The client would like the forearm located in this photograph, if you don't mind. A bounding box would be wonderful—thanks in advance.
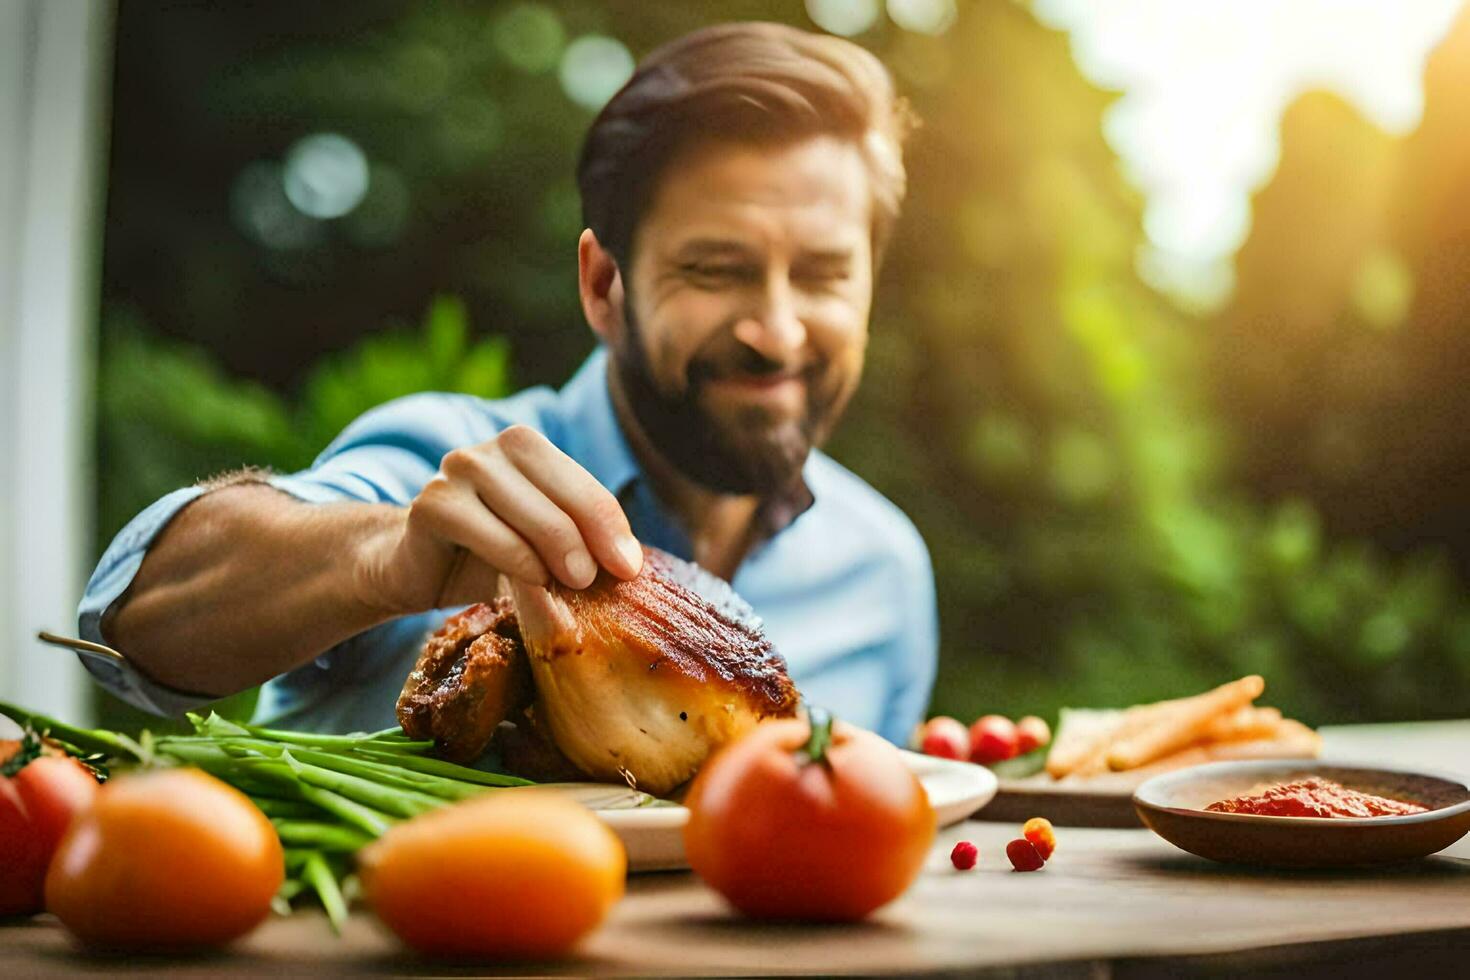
[104,483,410,697]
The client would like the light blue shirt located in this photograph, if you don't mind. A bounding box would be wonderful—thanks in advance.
[78,347,938,746]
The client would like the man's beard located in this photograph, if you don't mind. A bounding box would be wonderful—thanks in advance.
[612,312,843,496]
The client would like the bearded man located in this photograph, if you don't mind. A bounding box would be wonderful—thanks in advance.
[78,22,937,746]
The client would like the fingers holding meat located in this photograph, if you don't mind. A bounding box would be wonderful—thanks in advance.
[423,427,642,591]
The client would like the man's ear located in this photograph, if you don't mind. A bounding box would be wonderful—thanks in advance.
[578,228,626,344]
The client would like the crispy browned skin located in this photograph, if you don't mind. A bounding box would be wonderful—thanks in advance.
[395,599,533,764]
[508,547,800,794]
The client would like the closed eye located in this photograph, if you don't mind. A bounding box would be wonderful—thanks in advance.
[682,263,760,284]
[793,264,851,286]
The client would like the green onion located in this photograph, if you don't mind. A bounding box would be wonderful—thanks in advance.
[249,796,324,820]
[0,700,143,758]
[271,819,374,852]
[300,851,348,933]
[280,751,442,818]
[349,746,534,786]
[296,785,396,837]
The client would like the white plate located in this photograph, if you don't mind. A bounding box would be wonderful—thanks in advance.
[551,750,998,872]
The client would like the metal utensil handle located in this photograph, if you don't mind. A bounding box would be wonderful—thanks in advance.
[36,630,128,665]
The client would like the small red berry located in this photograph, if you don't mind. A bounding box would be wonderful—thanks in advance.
[1006,838,1045,872]
[950,840,978,870]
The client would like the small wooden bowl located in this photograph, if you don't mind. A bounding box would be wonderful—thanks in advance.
[1133,760,1470,868]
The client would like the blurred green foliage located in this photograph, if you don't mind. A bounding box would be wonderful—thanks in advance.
[95,0,1470,727]
[99,297,510,545]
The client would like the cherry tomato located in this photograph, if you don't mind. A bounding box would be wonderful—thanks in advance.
[46,768,283,949]
[1023,816,1057,859]
[969,715,1020,764]
[684,713,936,922]
[1016,716,1052,754]
[917,716,970,760]
[361,790,625,958]
[1006,838,1045,872]
[0,755,98,917]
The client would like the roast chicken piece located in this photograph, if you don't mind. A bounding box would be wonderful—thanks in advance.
[507,547,799,794]
[395,598,532,764]
[396,547,799,794]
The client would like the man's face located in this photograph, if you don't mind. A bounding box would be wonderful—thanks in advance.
[611,133,875,496]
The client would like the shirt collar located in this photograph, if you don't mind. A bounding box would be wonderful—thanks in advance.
[557,344,816,539]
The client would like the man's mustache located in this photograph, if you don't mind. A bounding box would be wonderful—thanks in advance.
[687,347,821,386]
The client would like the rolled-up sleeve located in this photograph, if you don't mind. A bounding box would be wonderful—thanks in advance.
[75,474,366,715]
[75,391,507,716]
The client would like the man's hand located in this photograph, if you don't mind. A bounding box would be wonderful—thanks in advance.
[365,425,644,615]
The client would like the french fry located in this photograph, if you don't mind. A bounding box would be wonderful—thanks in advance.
[1200,705,1282,743]
[1204,719,1322,761]
[1104,675,1265,771]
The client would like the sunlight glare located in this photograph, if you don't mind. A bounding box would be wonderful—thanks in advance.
[1034,0,1464,311]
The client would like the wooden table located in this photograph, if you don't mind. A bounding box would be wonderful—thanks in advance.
[4,721,1468,977]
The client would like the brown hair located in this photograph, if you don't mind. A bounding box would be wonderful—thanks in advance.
[576,22,913,272]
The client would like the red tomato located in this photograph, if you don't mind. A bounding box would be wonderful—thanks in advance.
[0,777,47,917]
[13,756,99,856]
[969,715,1020,764]
[0,756,98,917]
[684,713,936,922]
[917,716,970,760]
[1016,716,1052,755]
[46,768,283,949]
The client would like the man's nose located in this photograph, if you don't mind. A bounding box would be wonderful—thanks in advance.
[733,277,807,362]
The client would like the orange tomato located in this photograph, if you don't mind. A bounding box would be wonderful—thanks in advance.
[360,790,626,958]
[45,768,283,950]
[683,712,936,921]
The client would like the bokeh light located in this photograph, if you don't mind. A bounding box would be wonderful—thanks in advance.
[806,0,881,37]
[492,3,565,74]
[558,35,635,111]
[282,133,370,220]
[886,0,957,36]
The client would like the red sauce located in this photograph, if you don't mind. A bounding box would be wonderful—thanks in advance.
[1205,777,1427,818]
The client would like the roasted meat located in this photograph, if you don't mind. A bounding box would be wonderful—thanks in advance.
[507,547,799,795]
[396,547,800,793]
[395,598,533,764]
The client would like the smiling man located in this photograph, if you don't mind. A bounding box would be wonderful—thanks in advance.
[78,22,937,746]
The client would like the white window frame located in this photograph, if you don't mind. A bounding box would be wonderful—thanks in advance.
[0,0,114,725]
